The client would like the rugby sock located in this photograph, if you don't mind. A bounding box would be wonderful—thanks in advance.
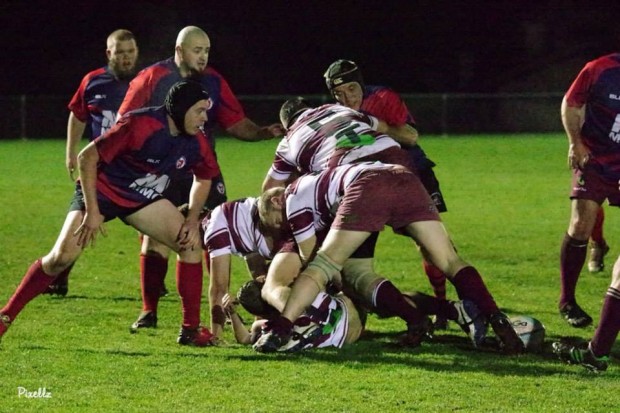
[373,280,425,326]
[176,261,203,329]
[140,254,168,312]
[590,208,605,245]
[1,259,55,321]
[451,266,499,316]
[423,260,447,300]
[407,292,458,320]
[590,288,620,358]
[559,234,588,308]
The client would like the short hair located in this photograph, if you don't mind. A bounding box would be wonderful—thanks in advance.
[279,97,311,129]
[257,187,285,225]
[107,29,135,49]
[176,26,208,47]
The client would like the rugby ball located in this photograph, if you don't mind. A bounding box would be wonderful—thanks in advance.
[510,315,545,352]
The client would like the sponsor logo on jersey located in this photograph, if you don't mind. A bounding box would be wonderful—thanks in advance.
[129,173,170,199]
[146,158,161,164]
[176,157,187,169]
[609,93,620,100]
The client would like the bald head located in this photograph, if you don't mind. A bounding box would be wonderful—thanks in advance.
[176,26,209,47]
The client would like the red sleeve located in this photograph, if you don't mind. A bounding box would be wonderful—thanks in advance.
[362,88,415,126]
[67,68,105,122]
[192,130,221,180]
[209,68,246,129]
[95,115,156,164]
[565,61,596,107]
[118,68,156,116]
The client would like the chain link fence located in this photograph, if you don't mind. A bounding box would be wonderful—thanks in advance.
[0,92,564,140]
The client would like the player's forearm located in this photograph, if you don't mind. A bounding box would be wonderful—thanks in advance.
[209,255,231,336]
[186,178,211,223]
[561,98,585,145]
[227,118,275,142]
[66,113,86,157]
[77,143,101,214]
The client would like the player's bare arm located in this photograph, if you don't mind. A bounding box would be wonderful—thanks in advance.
[244,252,268,282]
[66,112,87,181]
[226,118,284,142]
[561,97,589,169]
[375,119,418,147]
[209,254,232,338]
[75,142,107,248]
[178,177,212,250]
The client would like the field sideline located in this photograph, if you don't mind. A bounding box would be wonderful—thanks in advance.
[0,135,617,412]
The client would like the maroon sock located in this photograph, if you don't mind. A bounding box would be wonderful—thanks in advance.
[423,260,447,300]
[451,266,499,316]
[1,259,55,321]
[140,254,168,312]
[373,280,424,325]
[176,261,203,329]
[590,288,620,357]
[559,234,588,308]
[267,316,294,336]
[408,292,457,320]
[590,208,605,245]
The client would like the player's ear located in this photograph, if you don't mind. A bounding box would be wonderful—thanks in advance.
[106,48,112,60]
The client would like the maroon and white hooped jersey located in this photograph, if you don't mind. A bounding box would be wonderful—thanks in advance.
[202,198,273,259]
[284,162,398,244]
[267,104,400,181]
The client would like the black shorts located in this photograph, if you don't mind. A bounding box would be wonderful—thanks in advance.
[162,173,227,210]
[417,166,447,213]
[68,184,158,223]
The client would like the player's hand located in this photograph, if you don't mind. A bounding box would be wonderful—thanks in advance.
[66,154,78,181]
[568,142,591,170]
[176,219,200,251]
[74,212,107,249]
[265,123,286,138]
[222,293,239,315]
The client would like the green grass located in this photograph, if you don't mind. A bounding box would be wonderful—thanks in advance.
[0,135,617,412]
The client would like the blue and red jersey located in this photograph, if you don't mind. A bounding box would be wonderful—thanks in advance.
[360,85,435,170]
[94,106,220,209]
[565,53,620,180]
[119,57,246,147]
[68,66,131,140]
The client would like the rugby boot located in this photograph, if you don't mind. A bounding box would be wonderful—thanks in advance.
[552,341,608,373]
[587,241,609,273]
[0,313,10,342]
[454,300,487,347]
[560,302,593,328]
[177,325,215,347]
[400,316,433,347]
[129,311,157,333]
[489,312,524,355]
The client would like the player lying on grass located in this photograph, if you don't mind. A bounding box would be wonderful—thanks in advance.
[254,161,524,354]
[223,281,364,351]
[0,81,219,347]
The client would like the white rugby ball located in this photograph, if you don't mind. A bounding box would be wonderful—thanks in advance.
[510,315,546,352]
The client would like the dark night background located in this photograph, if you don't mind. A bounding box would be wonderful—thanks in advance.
[1,0,619,98]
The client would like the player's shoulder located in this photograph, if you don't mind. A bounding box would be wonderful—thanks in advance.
[81,66,109,83]
[366,85,401,100]
[137,57,176,78]
[203,65,225,79]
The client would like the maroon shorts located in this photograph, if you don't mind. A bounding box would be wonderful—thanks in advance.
[571,166,620,206]
[332,167,440,233]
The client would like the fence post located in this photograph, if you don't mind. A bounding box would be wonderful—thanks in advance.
[20,94,27,140]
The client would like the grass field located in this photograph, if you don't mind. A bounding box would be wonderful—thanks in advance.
[0,135,617,412]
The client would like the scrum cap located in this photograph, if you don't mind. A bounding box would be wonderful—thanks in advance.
[164,80,210,135]
[323,59,365,92]
[279,97,311,129]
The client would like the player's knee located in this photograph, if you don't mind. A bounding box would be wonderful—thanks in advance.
[304,251,343,290]
[342,258,383,303]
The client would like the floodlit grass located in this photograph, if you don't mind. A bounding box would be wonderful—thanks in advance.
[0,135,617,412]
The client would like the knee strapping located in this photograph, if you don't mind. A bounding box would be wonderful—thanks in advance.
[342,259,383,303]
[304,251,343,289]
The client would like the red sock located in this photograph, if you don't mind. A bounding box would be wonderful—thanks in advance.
[559,234,588,308]
[1,259,55,321]
[176,261,203,329]
[590,208,605,245]
[373,280,424,326]
[423,260,447,300]
[140,254,168,312]
[590,288,620,357]
[451,266,499,316]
